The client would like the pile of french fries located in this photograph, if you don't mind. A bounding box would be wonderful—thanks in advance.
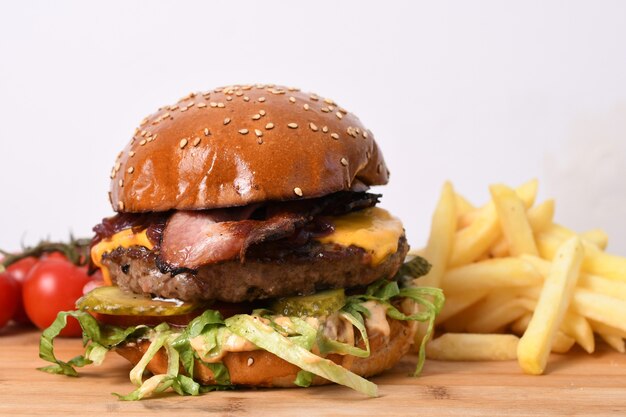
[415,179,626,374]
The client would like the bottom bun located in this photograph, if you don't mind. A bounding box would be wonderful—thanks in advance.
[115,314,415,388]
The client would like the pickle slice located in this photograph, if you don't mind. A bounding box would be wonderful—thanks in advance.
[271,289,346,317]
[76,286,200,316]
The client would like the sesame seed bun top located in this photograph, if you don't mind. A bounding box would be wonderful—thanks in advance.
[109,84,389,212]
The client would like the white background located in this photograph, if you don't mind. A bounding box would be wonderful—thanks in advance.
[1,1,625,254]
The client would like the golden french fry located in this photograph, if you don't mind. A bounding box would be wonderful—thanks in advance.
[436,289,487,325]
[489,237,509,258]
[580,229,609,250]
[490,184,538,256]
[527,200,555,234]
[451,180,538,266]
[572,289,626,333]
[418,181,457,289]
[588,319,626,339]
[599,333,625,353]
[538,227,626,281]
[511,314,575,353]
[454,192,475,217]
[426,333,519,361]
[560,311,595,354]
[466,297,535,334]
[579,273,626,302]
[441,258,543,294]
[551,331,576,354]
[517,237,584,375]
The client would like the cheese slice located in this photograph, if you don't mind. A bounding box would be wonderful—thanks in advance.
[91,229,154,285]
[316,207,404,265]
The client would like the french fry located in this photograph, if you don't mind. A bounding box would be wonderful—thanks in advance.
[426,333,519,361]
[418,181,457,289]
[451,180,538,266]
[414,182,457,348]
[441,258,542,294]
[578,273,626,302]
[572,289,626,334]
[588,319,626,339]
[511,314,576,354]
[581,229,609,250]
[435,289,487,325]
[599,333,625,353]
[537,228,626,281]
[517,237,585,375]
[454,192,475,218]
[560,311,595,354]
[490,184,538,256]
[465,297,535,334]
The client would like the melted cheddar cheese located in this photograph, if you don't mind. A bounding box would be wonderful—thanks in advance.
[91,229,154,285]
[316,207,404,265]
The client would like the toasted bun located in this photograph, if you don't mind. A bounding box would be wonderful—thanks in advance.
[109,84,389,213]
[115,315,415,388]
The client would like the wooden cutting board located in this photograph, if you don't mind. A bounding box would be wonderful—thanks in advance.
[1,328,625,416]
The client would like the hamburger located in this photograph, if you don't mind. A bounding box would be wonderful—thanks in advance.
[39,84,443,399]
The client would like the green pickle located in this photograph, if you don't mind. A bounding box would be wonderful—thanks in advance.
[271,289,346,317]
[76,285,200,316]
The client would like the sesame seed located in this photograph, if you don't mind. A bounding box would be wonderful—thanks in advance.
[377,164,382,174]
[139,139,147,146]
[223,118,231,125]
[324,98,335,105]
[236,91,243,97]
[202,91,211,97]
[140,118,148,126]
[118,201,125,211]
[179,138,188,149]
[321,107,330,113]
[114,162,121,171]
[341,158,349,166]
[289,97,296,103]
[197,102,207,108]
[243,96,250,102]
[170,105,179,111]
[187,102,195,108]
[331,133,339,140]
[366,151,371,159]
[129,151,135,157]
[322,126,329,133]
[310,94,319,101]
[180,106,188,112]
[119,179,124,187]
[254,129,263,137]
[204,128,211,136]
[141,130,148,137]
[210,102,217,108]
[339,107,348,114]
[226,96,233,101]
[288,86,299,91]
[294,187,303,197]
[127,166,135,174]
[259,110,266,116]
[258,97,266,102]
[265,122,274,130]
[242,85,252,90]
[193,137,201,146]
[336,111,343,119]
[239,129,249,135]
[363,131,369,138]
[247,357,254,366]
[252,114,261,120]
[257,137,264,144]
[217,102,225,108]
[287,123,298,129]
[328,105,335,111]
[303,103,310,111]
[309,122,319,132]
[110,169,115,179]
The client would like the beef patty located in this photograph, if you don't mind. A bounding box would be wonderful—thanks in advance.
[102,236,409,303]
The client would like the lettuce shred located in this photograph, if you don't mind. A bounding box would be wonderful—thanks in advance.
[38,255,443,400]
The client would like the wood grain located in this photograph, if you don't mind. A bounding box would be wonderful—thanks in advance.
[1,328,625,416]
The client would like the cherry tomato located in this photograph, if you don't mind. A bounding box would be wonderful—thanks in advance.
[6,257,38,324]
[23,258,94,337]
[0,273,19,329]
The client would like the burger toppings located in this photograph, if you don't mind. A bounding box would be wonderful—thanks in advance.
[38,257,443,400]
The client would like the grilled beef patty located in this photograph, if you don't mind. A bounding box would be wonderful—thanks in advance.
[102,236,409,303]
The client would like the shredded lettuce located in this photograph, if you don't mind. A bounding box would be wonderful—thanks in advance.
[225,314,378,397]
[294,370,314,387]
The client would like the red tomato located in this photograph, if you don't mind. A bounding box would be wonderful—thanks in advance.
[6,257,38,324]
[0,273,19,328]
[23,258,94,337]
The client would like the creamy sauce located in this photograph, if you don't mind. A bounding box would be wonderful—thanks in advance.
[362,301,391,339]
[316,207,404,265]
[190,329,258,364]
